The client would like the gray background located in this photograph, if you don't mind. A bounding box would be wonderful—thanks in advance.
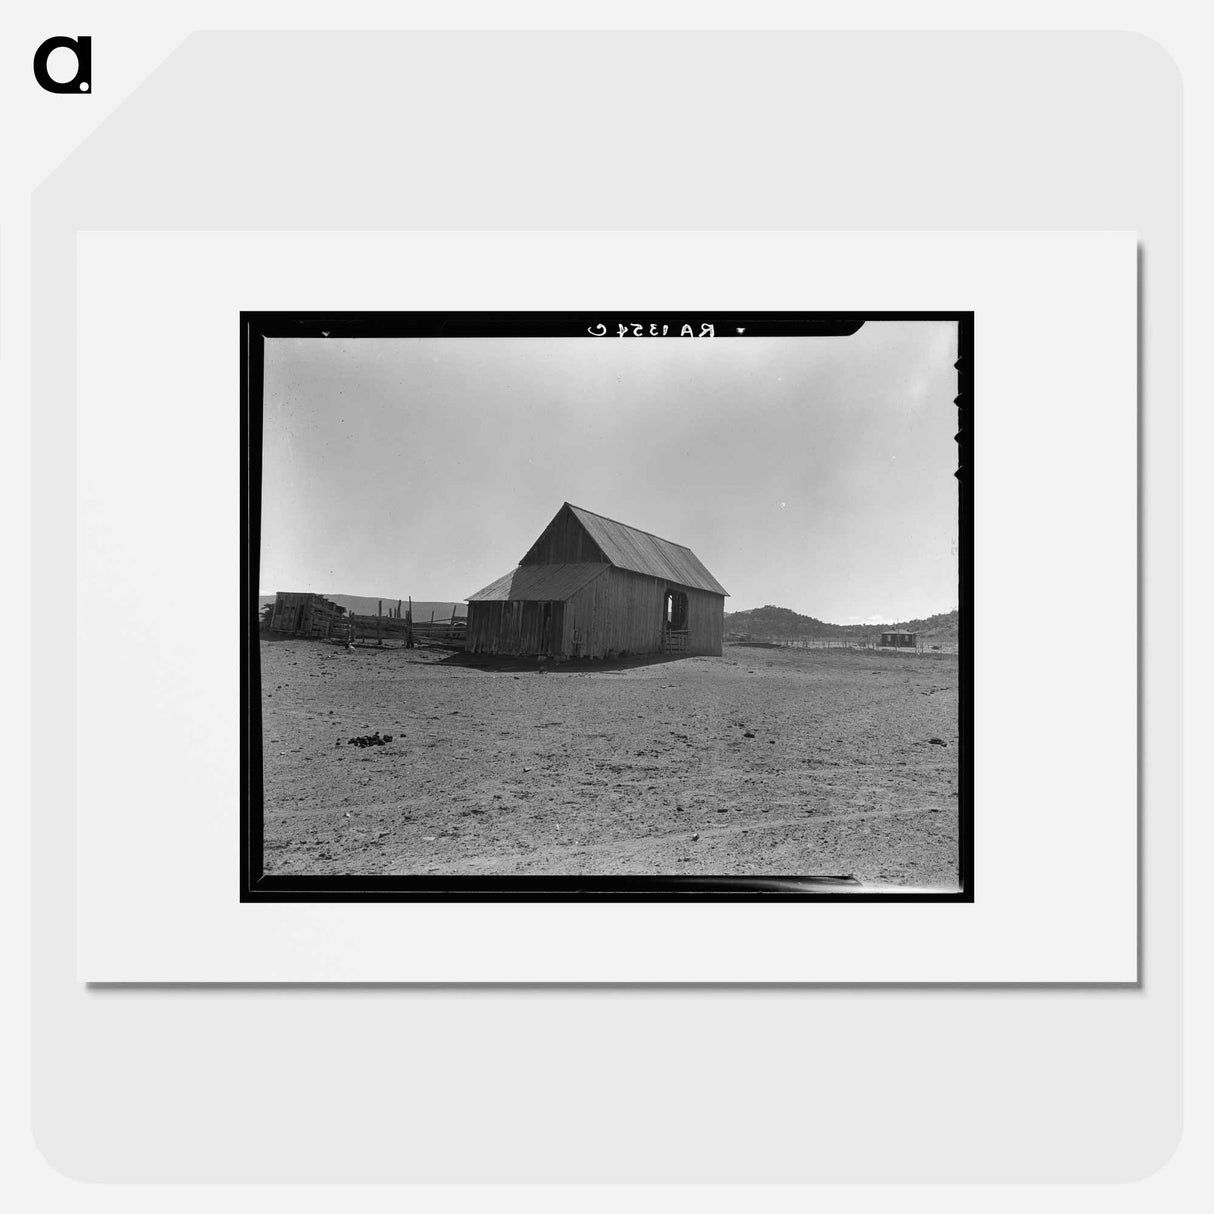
[31,32,1180,1180]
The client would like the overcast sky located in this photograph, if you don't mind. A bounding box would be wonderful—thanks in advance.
[259,322,958,622]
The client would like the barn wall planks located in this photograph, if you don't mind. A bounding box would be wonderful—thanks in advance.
[467,568,723,658]
[561,568,722,658]
[466,597,571,656]
[684,582,725,656]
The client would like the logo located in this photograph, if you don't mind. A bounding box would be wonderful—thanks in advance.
[33,35,91,93]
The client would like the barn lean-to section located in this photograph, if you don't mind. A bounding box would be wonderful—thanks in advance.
[462,563,605,656]
[466,503,727,659]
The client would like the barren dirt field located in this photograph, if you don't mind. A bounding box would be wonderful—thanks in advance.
[259,638,961,888]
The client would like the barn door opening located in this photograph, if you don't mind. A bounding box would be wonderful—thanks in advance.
[663,589,689,653]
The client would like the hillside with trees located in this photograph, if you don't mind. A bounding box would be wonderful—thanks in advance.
[724,605,959,643]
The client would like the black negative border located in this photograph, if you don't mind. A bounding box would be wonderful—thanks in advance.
[241,311,973,903]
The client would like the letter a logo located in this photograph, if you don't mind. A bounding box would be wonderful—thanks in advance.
[33,36,92,93]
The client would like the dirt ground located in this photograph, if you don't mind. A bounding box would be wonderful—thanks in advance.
[259,639,960,888]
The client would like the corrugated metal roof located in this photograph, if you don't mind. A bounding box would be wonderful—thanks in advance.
[565,504,728,596]
[467,563,610,602]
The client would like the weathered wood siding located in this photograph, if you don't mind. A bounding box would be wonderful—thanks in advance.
[268,592,345,637]
[561,568,723,658]
[680,581,725,656]
[520,507,608,566]
[465,598,568,656]
[466,567,724,659]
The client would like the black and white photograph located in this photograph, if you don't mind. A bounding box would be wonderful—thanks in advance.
[243,312,971,899]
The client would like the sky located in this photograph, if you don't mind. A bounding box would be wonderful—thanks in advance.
[259,322,959,623]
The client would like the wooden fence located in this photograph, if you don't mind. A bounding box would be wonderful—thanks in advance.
[326,610,466,648]
[731,638,959,655]
[661,628,690,654]
[793,638,958,654]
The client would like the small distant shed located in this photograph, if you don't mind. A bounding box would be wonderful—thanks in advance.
[879,630,917,649]
[268,591,346,637]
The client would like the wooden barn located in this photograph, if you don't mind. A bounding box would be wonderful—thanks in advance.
[466,503,728,659]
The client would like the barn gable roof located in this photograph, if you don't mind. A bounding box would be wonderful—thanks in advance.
[467,563,609,602]
[563,504,728,596]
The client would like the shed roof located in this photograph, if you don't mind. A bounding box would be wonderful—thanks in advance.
[564,504,728,596]
[467,563,609,603]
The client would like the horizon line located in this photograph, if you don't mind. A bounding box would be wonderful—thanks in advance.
[258,589,956,627]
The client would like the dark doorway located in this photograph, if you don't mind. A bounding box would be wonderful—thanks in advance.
[663,588,689,653]
[664,589,688,630]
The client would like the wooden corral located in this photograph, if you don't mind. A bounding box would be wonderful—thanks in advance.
[466,503,728,659]
[267,591,467,648]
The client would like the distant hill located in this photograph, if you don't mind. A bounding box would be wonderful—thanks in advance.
[259,594,466,620]
[724,604,959,643]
